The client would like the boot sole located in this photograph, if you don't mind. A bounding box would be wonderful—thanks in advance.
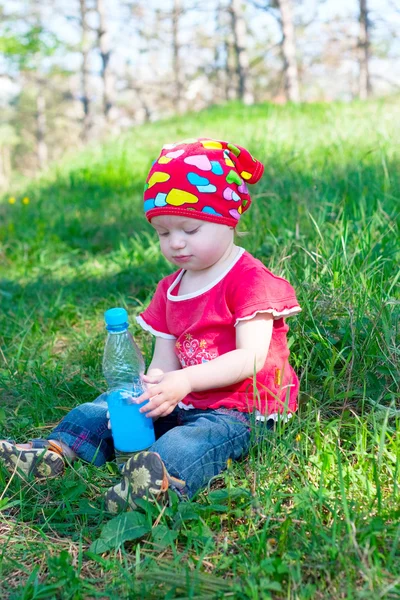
[0,441,65,480]
[105,451,167,513]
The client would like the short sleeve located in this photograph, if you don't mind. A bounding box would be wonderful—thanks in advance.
[136,279,176,339]
[228,266,301,325]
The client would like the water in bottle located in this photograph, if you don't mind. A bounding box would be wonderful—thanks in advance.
[103,307,155,452]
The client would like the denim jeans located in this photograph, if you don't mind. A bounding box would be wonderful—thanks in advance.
[49,393,259,498]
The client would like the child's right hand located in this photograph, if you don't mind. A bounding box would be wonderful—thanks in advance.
[144,368,164,384]
[136,369,191,418]
[106,368,165,429]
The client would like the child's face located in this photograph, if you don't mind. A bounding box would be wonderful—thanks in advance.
[151,215,234,271]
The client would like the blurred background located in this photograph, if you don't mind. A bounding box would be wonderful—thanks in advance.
[0,0,399,188]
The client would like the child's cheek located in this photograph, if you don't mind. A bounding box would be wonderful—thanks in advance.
[159,239,170,256]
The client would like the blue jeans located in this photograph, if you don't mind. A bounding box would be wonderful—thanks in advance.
[49,394,258,498]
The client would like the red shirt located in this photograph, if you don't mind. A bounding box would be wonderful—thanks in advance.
[136,248,301,415]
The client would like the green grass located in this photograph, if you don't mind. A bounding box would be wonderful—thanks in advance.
[0,99,399,599]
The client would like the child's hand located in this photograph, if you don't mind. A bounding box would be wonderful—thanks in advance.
[145,368,164,383]
[106,369,165,428]
[136,370,192,418]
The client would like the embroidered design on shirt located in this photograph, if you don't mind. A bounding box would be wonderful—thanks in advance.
[176,334,218,367]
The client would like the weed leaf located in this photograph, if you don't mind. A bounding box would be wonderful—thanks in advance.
[90,511,151,553]
[151,524,178,549]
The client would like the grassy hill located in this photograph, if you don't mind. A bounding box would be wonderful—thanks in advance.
[0,100,399,598]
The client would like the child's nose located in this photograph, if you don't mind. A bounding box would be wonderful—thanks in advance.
[169,234,186,250]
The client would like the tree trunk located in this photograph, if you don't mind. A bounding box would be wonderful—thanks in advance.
[230,0,253,104]
[79,0,91,142]
[224,31,237,101]
[213,1,224,102]
[128,77,152,122]
[0,146,11,189]
[277,0,300,103]
[29,0,48,167]
[358,0,371,99]
[36,89,48,169]
[172,0,184,113]
[96,0,113,122]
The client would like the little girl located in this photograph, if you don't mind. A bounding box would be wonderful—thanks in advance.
[0,138,301,513]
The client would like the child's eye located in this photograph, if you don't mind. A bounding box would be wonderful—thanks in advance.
[185,228,199,235]
[158,232,169,237]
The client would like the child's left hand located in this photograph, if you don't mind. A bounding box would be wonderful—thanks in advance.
[136,370,192,418]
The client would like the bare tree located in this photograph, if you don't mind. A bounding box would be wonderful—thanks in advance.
[172,0,184,113]
[212,1,225,102]
[0,125,17,189]
[229,0,254,104]
[35,82,48,168]
[251,0,300,102]
[96,0,113,122]
[212,2,237,101]
[224,20,237,101]
[79,0,91,142]
[358,0,371,99]
[277,0,300,102]
[31,1,49,167]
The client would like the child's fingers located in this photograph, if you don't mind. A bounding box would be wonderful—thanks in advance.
[143,373,163,385]
[133,390,151,404]
[146,368,164,377]
[139,393,162,413]
[156,405,176,418]
[135,385,162,404]
[139,391,171,416]
[144,400,174,419]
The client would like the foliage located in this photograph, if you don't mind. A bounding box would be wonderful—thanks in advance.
[0,100,399,598]
[0,25,59,70]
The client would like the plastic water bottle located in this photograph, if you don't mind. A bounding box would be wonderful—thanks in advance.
[103,307,155,452]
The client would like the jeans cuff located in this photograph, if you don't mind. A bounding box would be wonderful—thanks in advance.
[49,423,113,466]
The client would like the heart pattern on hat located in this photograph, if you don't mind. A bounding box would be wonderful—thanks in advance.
[202,206,222,216]
[148,172,170,188]
[223,187,241,201]
[198,184,217,193]
[211,161,223,175]
[226,170,243,186]
[144,138,264,227]
[166,149,185,159]
[155,193,167,206]
[229,208,241,220]
[201,140,222,150]
[184,155,212,171]
[166,188,198,206]
[227,143,240,157]
[187,172,210,186]
[187,172,217,194]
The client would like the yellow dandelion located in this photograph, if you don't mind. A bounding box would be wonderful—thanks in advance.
[227,458,232,468]
[22,197,30,205]
[8,197,16,204]
[296,434,301,442]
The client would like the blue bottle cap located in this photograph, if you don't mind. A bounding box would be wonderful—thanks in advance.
[104,307,129,330]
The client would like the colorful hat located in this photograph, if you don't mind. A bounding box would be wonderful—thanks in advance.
[143,138,264,228]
